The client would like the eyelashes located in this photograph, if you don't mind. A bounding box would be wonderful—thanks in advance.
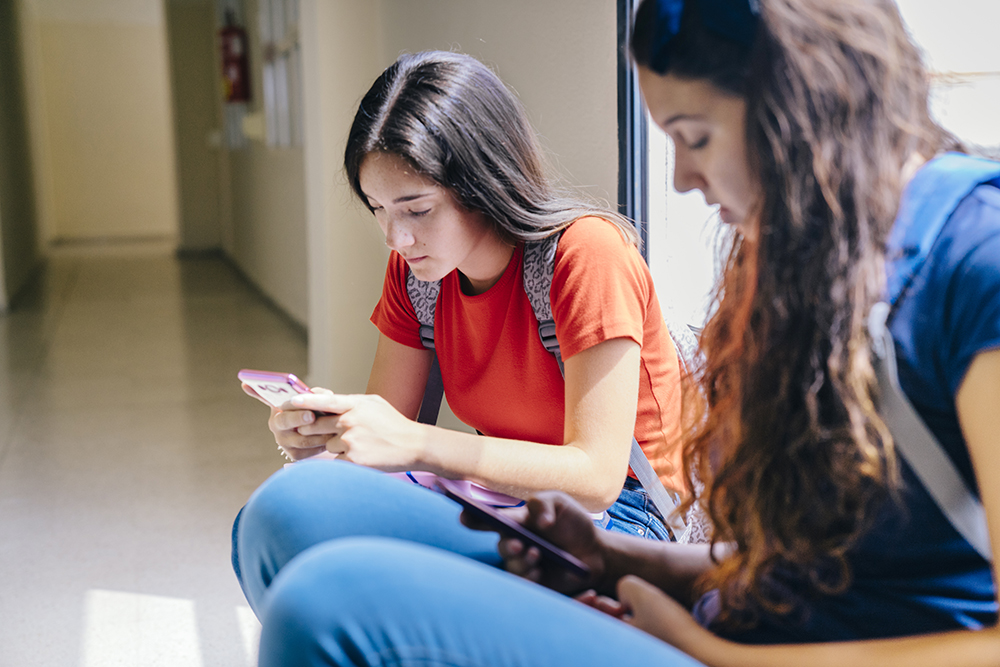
[367,206,430,217]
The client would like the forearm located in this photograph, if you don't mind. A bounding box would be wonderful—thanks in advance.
[597,533,720,603]
[414,424,628,512]
[698,625,1000,667]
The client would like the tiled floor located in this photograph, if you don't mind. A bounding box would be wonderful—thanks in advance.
[0,246,307,666]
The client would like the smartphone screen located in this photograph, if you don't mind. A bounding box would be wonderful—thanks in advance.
[238,369,311,408]
[436,478,591,579]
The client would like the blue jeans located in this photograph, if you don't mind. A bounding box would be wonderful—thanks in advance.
[605,476,675,540]
[233,461,699,666]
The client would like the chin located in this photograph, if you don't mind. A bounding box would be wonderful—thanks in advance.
[407,262,448,283]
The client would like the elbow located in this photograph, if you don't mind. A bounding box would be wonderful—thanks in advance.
[581,480,625,514]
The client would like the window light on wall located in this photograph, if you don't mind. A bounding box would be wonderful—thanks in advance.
[258,0,303,148]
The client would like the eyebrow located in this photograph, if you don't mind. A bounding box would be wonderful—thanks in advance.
[662,113,705,127]
[362,191,435,206]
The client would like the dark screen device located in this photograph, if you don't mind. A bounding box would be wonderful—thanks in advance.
[436,478,591,579]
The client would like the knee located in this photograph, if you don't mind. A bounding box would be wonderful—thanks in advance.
[234,461,383,607]
[238,461,378,545]
[256,538,409,667]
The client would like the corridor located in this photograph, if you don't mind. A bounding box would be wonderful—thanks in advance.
[0,245,307,666]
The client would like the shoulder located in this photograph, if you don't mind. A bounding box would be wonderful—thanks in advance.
[939,182,1000,269]
[920,182,1000,394]
[550,216,650,305]
[557,216,635,251]
[378,251,420,316]
[966,182,1000,215]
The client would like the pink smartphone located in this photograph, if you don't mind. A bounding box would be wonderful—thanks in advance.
[436,478,591,579]
[238,369,311,408]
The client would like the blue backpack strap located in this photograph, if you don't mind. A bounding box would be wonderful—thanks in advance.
[886,152,1000,306]
[405,271,444,425]
[872,152,1000,562]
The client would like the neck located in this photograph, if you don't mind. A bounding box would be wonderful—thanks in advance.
[458,236,516,296]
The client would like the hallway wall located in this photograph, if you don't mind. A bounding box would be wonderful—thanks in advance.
[299,0,385,391]
[166,0,225,252]
[380,0,619,204]
[220,0,309,326]
[23,0,179,243]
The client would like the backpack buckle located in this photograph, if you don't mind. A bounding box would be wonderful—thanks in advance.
[418,324,436,350]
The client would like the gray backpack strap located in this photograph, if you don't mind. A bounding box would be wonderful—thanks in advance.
[628,437,686,538]
[523,232,564,368]
[664,313,702,377]
[522,231,684,537]
[406,271,445,425]
[869,302,993,562]
[406,270,441,348]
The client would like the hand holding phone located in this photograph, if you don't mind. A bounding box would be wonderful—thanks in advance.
[436,478,591,579]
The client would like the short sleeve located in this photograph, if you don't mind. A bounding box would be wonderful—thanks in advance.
[550,217,650,360]
[370,252,425,349]
[944,186,1000,395]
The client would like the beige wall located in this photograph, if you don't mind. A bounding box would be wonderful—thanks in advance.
[380,0,619,204]
[227,146,309,323]
[166,0,223,251]
[26,0,179,242]
[300,0,387,391]
[223,0,309,325]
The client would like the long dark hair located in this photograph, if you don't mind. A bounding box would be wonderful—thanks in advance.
[344,51,637,245]
[633,0,961,628]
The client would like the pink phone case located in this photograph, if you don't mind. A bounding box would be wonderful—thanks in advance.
[238,369,311,408]
[436,478,591,579]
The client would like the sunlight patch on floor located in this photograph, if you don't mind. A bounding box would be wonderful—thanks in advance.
[236,604,261,665]
[80,590,204,667]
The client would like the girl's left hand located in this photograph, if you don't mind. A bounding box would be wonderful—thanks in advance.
[287,389,428,471]
[617,575,719,657]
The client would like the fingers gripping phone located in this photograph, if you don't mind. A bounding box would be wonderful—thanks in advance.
[436,478,591,579]
[238,369,311,408]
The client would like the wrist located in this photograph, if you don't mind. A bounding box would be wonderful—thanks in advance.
[407,420,437,472]
[591,529,626,595]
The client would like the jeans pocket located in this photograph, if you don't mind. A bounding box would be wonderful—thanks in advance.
[603,479,674,540]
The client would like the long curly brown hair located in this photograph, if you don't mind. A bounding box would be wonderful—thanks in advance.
[634,0,961,627]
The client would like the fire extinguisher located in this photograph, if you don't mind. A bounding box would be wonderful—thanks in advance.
[219,10,250,103]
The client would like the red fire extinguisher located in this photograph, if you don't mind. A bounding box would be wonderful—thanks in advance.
[219,10,250,103]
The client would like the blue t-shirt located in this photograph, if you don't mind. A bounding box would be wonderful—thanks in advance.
[703,156,1000,643]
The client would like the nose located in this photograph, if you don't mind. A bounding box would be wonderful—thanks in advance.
[671,145,705,195]
[382,215,414,252]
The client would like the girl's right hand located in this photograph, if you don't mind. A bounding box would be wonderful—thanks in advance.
[267,405,331,461]
[495,490,609,594]
[242,383,331,461]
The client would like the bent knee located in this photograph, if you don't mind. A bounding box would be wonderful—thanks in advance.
[257,538,425,665]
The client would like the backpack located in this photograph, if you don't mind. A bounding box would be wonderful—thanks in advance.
[406,228,701,540]
[868,152,1000,562]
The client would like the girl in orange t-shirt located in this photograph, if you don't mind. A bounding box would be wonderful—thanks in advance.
[233,51,688,617]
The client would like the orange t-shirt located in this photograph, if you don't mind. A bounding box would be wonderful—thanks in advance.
[370,217,683,488]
